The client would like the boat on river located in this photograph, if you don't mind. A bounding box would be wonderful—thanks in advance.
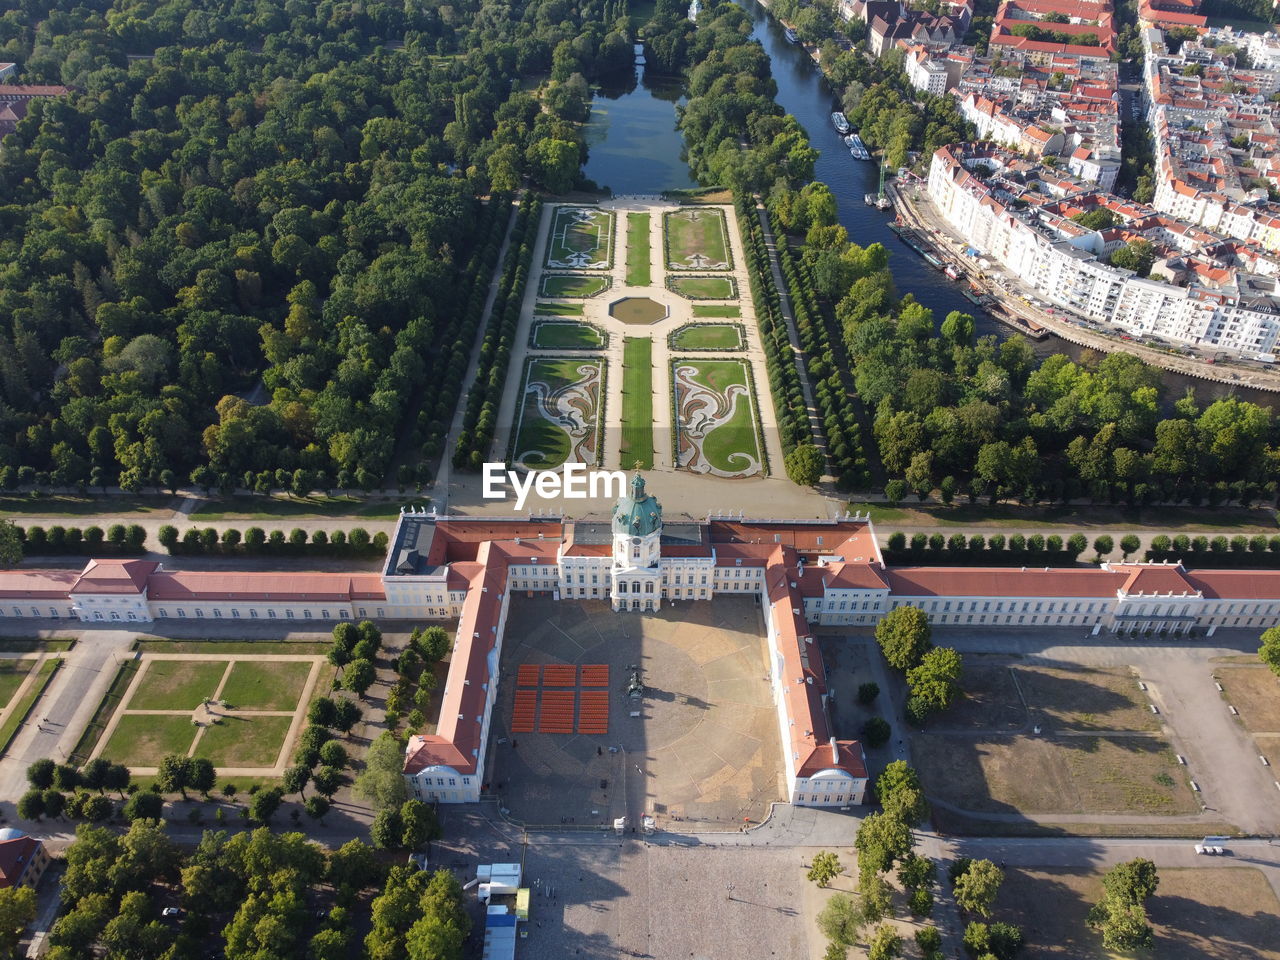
[784,27,799,43]
[831,111,850,135]
[844,133,869,160]
[944,263,963,281]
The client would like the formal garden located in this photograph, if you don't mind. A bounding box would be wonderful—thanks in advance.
[544,205,615,269]
[664,207,732,270]
[672,359,764,477]
[510,357,605,468]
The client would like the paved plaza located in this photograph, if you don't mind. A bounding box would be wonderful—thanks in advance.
[489,596,784,829]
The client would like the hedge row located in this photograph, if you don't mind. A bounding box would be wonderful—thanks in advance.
[400,195,514,486]
[454,196,543,470]
[18,524,147,556]
[1147,533,1280,568]
[735,195,809,456]
[885,531,1086,567]
[774,229,872,491]
[158,525,388,557]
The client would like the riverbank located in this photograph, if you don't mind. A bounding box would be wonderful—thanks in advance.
[890,159,1280,395]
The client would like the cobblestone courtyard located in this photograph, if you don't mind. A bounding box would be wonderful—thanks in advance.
[489,596,784,828]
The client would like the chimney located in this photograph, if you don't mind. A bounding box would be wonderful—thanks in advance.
[831,738,839,763]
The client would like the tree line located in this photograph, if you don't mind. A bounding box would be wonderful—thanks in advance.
[0,0,631,492]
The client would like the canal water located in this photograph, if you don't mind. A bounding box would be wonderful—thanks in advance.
[584,3,1271,406]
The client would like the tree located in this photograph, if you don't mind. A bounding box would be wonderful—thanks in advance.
[954,858,1003,917]
[248,787,284,823]
[53,764,81,792]
[817,893,862,947]
[42,790,66,819]
[371,808,404,849]
[861,717,891,748]
[328,839,379,890]
[123,791,164,821]
[1119,534,1141,559]
[283,765,311,799]
[0,886,36,956]
[157,755,192,799]
[1102,857,1159,903]
[1088,861,1160,952]
[319,741,348,769]
[867,924,901,960]
[1259,626,1280,677]
[304,796,331,823]
[808,851,843,887]
[17,790,44,821]
[1093,535,1114,560]
[785,444,824,487]
[400,799,440,849]
[333,698,362,732]
[309,927,350,960]
[874,606,931,671]
[905,647,963,723]
[0,520,22,567]
[346,659,376,698]
[189,757,216,797]
[857,683,880,705]
[27,759,55,790]
[876,762,928,826]
[418,627,450,663]
[308,697,338,727]
[355,733,409,809]
[312,766,344,798]
[81,758,111,793]
[915,926,942,960]
[855,812,912,876]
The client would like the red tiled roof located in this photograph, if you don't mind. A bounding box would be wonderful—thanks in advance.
[0,569,80,599]
[1114,564,1199,596]
[147,571,385,603]
[886,566,1127,597]
[69,559,158,595]
[0,836,40,887]
[1184,570,1280,600]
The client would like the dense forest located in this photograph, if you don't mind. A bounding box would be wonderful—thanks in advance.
[0,0,631,491]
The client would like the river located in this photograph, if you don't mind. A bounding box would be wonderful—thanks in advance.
[582,3,1271,407]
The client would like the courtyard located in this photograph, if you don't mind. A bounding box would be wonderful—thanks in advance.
[489,596,784,829]
[92,652,324,773]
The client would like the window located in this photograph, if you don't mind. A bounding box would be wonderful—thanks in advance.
[268,610,276,619]
[232,609,240,618]
[448,778,456,786]
[619,581,628,594]
[195,609,204,618]
[322,609,329,619]
[213,608,221,618]
[250,609,258,618]
[286,609,294,619]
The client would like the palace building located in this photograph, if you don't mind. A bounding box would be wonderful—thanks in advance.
[3,475,1280,807]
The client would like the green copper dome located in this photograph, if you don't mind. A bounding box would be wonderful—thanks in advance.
[612,472,662,537]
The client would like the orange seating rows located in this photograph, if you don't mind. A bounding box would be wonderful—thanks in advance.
[516,664,541,687]
[542,664,577,687]
[511,689,537,733]
[579,665,609,687]
[577,690,608,734]
[537,690,575,733]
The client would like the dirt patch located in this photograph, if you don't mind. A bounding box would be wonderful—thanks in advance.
[913,733,1198,816]
[1016,665,1158,732]
[934,658,1027,731]
[996,867,1280,960]
[1217,666,1280,733]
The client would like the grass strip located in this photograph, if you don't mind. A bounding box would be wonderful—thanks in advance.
[620,337,654,470]
[626,213,651,286]
[134,640,331,655]
[692,304,742,318]
[69,658,139,765]
[0,638,76,653]
[0,658,62,757]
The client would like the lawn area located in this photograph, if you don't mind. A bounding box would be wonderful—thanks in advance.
[0,495,172,517]
[0,660,37,710]
[1017,665,1158,733]
[620,338,654,470]
[673,359,763,477]
[70,659,139,765]
[664,208,732,270]
[691,304,742,318]
[668,276,737,299]
[996,867,1280,960]
[100,714,196,766]
[539,274,611,298]
[0,638,76,653]
[134,640,332,655]
[913,732,1197,817]
[670,323,744,351]
[626,213,651,286]
[1218,665,1280,733]
[195,714,294,767]
[191,495,414,521]
[513,357,604,468]
[544,206,614,269]
[0,658,60,755]
[534,302,586,316]
[218,660,314,711]
[129,659,230,710]
[531,321,607,350]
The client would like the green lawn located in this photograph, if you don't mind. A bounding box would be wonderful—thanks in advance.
[545,206,614,269]
[626,213,651,286]
[134,640,332,655]
[0,658,60,756]
[621,338,654,470]
[218,660,314,711]
[669,276,737,299]
[100,714,196,767]
[674,359,762,475]
[671,323,744,350]
[513,358,604,468]
[191,495,415,521]
[0,495,172,517]
[692,304,742,318]
[129,659,230,710]
[539,274,611,298]
[69,660,139,765]
[532,321,607,349]
[0,638,76,653]
[664,208,732,270]
[534,302,586,316]
[195,714,294,768]
[0,660,37,711]
[848,502,1280,532]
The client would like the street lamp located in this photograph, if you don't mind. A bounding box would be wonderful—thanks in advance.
[725,883,735,901]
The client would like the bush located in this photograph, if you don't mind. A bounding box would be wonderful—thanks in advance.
[857,682,880,705]
[861,716,891,748]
